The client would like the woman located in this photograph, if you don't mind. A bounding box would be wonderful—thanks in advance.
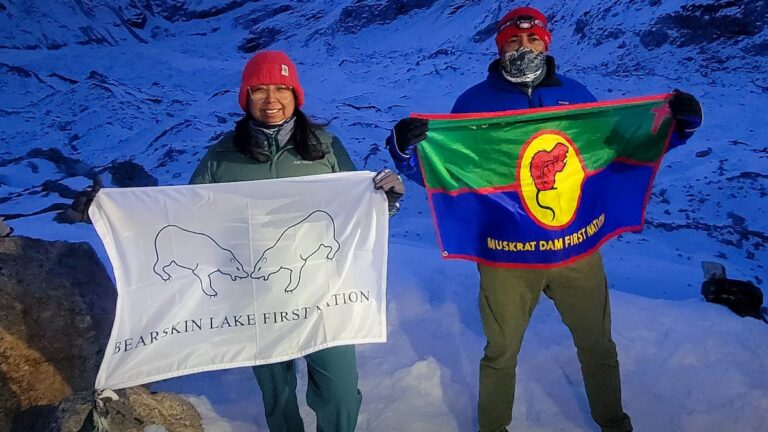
[190,50,403,432]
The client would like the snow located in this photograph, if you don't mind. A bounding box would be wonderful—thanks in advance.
[2,0,767,431]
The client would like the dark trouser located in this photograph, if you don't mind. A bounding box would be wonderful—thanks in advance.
[252,345,362,432]
[477,252,632,432]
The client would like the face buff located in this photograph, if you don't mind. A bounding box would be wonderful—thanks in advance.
[500,47,547,84]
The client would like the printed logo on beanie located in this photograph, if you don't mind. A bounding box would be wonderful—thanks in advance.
[281,65,289,76]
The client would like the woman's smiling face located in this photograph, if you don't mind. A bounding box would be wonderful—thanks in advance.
[247,84,296,124]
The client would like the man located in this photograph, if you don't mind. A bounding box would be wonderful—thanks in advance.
[387,6,702,432]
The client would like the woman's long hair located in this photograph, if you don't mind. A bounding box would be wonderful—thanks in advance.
[291,109,327,161]
[233,108,326,162]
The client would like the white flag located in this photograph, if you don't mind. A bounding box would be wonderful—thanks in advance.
[91,172,389,390]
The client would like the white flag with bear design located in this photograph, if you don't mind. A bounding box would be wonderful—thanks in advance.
[91,172,388,390]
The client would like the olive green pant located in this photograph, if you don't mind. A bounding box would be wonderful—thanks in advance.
[252,345,362,432]
[477,252,632,432]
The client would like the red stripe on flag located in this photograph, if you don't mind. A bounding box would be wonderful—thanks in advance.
[427,183,522,196]
[412,93,672,120]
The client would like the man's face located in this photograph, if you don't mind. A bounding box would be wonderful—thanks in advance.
[501,32,547,55]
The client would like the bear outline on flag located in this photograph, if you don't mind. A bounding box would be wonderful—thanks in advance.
[152,225,249,298]
[251,210,340,294]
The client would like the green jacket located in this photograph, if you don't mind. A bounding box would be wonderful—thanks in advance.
[190,122,356,184]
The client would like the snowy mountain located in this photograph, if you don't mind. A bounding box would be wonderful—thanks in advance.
[1,0,767,431]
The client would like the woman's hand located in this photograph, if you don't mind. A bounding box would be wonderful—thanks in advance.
[373,169,405,216]
[63,176,103,223]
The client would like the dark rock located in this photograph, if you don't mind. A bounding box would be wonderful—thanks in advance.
[39,387,204,432]
[726,171,768,181]
[426,47,455,59]
[744,40,768,57]
[46,391,92,432]
[148,0,250,22]
[12,386,204,432]
[150,25,173,40]
[335,0,440,34]
[239,26,282,53]
[0,219,10,237]
[695,147,713,157]
[0,63,47,84]
[471,21,497,43]
[40,180,79,199]
[105,160,158,187]
[146,0,186,22]
[701,261,765,321]
[639,28,669,50]
[10,405,58,432]
[645,0,768,49]
[0,374,17,432]
[155,147,187,169]
[185,0,250,21]
[24,148,93,178]
[573,16,589,39]
[446,0,472,16]
[76,25,115,47]
[0,236,117,429]
[235,5,294,30]
[726,211,747,227]
[121,1,149,29]
[570,7,624,46]
[47,73,79,85]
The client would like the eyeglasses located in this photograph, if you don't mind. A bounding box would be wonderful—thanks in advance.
[499,14,546,32]
[248,85,294,101]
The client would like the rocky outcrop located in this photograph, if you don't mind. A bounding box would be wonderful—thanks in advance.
[334,0,440,34]
[0,236,205,431]
[107,160,159,187]
[641,1,768,50]
[0,236,116,430]
[146,0,250,22]
[239,26,282,53]
[20,387,204,432]
[0,376,17,432]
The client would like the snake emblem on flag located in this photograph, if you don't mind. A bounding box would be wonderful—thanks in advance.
[519,131,585,229]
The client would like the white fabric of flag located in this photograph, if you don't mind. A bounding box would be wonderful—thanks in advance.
[91,172,389,390]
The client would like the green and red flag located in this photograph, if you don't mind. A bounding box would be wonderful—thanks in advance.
[415,94,676,268]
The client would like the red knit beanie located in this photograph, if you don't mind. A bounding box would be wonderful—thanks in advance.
[495,7,551,54]
[238,50,305,111]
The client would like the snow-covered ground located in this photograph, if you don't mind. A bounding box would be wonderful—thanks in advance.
[2,0,767,430]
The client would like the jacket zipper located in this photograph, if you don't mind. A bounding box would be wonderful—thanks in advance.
[269,133,279,179]
[527,86,535,108]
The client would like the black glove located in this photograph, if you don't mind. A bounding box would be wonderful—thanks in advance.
[669,90,702,132]
[63,176,103,223]
[373,169,405,216]
[393,118,429,156]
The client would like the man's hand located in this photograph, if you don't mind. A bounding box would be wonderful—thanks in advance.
[63,176,103,223]
[393,118,429,156]
[669,90,703,132]
[373,169,405,216]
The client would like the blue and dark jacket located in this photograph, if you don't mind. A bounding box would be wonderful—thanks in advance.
[388,56,694,185]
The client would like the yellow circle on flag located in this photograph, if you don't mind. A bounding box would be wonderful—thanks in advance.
[517,131,585,229]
